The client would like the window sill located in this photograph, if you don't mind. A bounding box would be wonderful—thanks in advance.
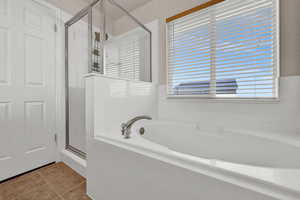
[166,95,281,104]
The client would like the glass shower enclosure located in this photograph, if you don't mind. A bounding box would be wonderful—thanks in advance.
[65,0,152,158]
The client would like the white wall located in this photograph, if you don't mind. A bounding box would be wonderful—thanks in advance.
[84,20,160,138]
[158,77,300,138]
[85,75,158,137]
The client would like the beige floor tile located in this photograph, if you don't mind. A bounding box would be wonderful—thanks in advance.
[38,162,86,195]
[0,171,44,200]
[15,183,61,200]
[0,162,91,200]
[62,182,91,200]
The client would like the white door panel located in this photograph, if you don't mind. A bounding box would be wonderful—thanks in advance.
[0,0,56,181]
[0,28,9,85]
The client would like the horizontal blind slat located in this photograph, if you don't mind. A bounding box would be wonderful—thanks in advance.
[169,71,274,82]
[169,37,274,55]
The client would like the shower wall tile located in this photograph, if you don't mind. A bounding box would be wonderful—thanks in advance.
[158,76,300,140]
[85,74,158,137]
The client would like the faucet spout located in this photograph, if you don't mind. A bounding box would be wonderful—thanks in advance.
[121,115,152,139]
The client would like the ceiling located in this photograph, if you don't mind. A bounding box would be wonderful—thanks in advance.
[109,0,151,12]
[83,0,152,19]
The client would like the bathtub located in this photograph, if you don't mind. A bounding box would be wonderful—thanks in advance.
[87,121,300,200]
[142,121,300,168]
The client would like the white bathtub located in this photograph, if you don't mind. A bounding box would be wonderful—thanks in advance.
[87,121,300,200]
[142,121,300,168]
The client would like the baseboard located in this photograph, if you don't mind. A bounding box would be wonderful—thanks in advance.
[61,150,87,177]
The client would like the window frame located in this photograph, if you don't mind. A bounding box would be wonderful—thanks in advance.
[165,0,280,102]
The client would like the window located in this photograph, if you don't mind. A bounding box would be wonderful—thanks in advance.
[167,0,279,99]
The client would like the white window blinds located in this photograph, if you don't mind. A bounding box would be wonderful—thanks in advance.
[105,37,141,81]
[167,0,279,99]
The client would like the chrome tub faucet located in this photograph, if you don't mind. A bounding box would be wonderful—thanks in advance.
[121,115,152,139]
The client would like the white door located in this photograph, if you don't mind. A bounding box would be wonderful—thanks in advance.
[0,0,57,181]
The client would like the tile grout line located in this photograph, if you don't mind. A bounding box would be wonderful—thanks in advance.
[2,171,54,199]
[4,170,65,200]
[1,163,88,200]
[62,181,86,195]
[60,180,87,197]
[37,164,87,199]
[37,170,67,200]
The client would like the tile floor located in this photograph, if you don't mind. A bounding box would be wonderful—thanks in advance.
[0,162,91,200]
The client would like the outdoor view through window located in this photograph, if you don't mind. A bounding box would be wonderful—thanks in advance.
[167,0,278,99]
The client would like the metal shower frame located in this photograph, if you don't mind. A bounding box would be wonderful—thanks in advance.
[64,0,152,158]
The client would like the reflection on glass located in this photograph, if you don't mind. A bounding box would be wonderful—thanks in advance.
[67,14,89,154]
[92,0,151,82]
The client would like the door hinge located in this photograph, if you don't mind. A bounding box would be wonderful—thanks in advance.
[54,134,58,145]
[54,24,58,32]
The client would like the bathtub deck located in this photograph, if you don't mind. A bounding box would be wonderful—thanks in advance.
[0,162,91,200]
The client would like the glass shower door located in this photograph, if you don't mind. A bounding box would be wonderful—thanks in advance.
[65,12,89,157]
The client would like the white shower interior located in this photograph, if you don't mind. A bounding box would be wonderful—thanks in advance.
[66,1,152,154]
